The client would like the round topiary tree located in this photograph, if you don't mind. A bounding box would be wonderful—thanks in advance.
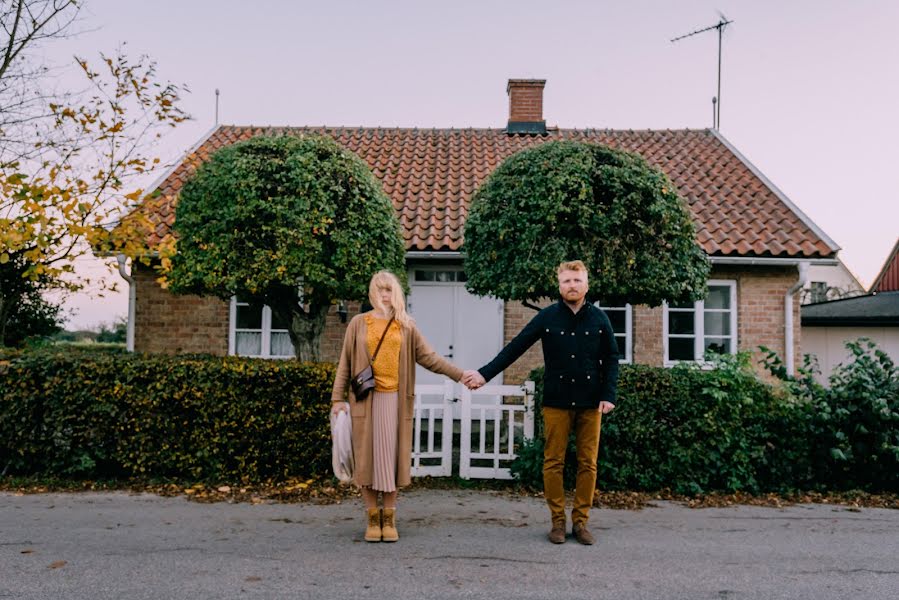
[463,141,709,307]
[163,134,406,361]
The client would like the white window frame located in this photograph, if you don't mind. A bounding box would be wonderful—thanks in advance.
[662,280,737,367]
[594,302,633,364]
[409,265,467,285]
[228,297,294,359]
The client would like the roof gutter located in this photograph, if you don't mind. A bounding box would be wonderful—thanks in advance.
[708,256,837,266]
[405,251,464,259]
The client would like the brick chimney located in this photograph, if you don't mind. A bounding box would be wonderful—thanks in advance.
[506,79,546,134]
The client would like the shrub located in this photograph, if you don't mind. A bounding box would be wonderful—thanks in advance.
[0,349,333,482]
[765,339,899,492]
[512,354,814,494]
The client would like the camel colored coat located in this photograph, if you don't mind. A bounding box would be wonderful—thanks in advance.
[331,312,463,488]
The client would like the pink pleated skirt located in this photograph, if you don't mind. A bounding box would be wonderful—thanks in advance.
[370,390,398,492]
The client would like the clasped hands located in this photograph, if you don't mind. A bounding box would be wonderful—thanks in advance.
[461,370,486,390]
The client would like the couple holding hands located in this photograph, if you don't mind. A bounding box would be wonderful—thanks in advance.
[330,260,619,545]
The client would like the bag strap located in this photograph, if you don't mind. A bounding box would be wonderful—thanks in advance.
[369,315,395,365]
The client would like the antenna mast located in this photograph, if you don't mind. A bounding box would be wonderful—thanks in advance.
[672,16,733,129]
[215,88,220,126]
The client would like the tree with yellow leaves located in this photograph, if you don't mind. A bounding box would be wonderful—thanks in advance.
[0,39,189,343]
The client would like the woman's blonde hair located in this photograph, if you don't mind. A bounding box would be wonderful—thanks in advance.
[368,271,414,329]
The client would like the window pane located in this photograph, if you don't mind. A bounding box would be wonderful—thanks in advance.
[669,337,695,361]
[236,331,262,356]
[669,298,694,309]
[704,337,730,355]
[615,334,627,359]
[270,332,294,357]
[604,309,626,334]
[436,271,452,282]
[706,286,731,309]
[457,271,467,282]
[704,311,731,336]
[270,309,290,330]
[668,311,695,335]
[236,304,263,329]
[415,270,435,282]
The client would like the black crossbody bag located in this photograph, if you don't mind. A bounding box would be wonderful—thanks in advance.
[350,316,395,400]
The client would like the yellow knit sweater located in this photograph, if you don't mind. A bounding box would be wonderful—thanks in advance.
[365,314,402,392]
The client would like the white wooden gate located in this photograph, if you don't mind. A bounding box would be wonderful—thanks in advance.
[411,381,454,477]
[459,382,535,479]
[411,381,535,480]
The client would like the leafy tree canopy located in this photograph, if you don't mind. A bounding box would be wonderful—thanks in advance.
[163,134,406,360]
[463,141,710,307]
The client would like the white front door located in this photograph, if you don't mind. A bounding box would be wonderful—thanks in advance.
[408,269,504,387]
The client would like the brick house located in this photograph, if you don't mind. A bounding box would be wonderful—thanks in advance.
[116,79,839,382]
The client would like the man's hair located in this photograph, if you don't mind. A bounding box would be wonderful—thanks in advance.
[556,260,588,276]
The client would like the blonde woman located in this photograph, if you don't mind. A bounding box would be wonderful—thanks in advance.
[331,271,470,542]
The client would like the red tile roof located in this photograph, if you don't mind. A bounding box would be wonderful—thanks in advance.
[134,126,837,258]
[871,238,899,292]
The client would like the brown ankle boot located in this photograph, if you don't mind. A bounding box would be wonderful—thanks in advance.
[364,508,381,542]
[381,507,399,542]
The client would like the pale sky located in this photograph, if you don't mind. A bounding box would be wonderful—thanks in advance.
[41,0,898,330]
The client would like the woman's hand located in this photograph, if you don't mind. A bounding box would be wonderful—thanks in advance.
[331,402,349,416]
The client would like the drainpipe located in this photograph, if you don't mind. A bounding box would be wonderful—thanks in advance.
[784,261,809,376]
[116,254,135,353]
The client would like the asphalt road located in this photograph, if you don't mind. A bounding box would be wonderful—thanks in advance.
[2,489,897,599]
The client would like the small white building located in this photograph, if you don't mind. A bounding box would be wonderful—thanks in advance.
[802,258,865,305]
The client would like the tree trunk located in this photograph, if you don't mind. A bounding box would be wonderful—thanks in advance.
[284,302,329,362]
[0,292,8,346]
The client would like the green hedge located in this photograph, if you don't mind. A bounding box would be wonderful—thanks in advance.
[511,354,812,494]
[512,343,899,494]
[0,349,333,482]
[3,339,895,493]
[764,339,899,492]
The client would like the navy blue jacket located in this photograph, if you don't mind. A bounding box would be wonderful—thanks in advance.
[478,300,620,409]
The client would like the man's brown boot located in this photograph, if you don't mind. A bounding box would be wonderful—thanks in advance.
[364,508,381,542]
[548,521,566,544]
[572,522,595,545]
[381,508,399,542]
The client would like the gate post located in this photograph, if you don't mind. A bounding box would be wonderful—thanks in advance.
[458,386,472,479]
[523,380,536,440]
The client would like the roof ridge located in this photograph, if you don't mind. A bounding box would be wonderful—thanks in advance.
[708,128,840,255]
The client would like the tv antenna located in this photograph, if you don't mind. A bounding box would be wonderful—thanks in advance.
[672,15,733,129]
[214,88,220,126]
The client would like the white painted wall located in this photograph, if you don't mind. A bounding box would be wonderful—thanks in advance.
[801,326,899,382]
[803,260,866,303]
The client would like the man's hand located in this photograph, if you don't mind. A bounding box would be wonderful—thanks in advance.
[461,370,486,390]
[599,401,615,414]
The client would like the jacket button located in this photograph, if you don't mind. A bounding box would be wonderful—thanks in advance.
[571,354,575,359]
[546,328,550,332]
[571,402,576,406]
[587,375,591,380]
[571,378,575,382]
[559,375,563,379]
[586,331,589,335]
[571,332,575,336]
